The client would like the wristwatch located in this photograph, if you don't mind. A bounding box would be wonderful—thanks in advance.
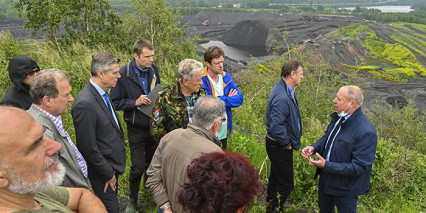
[160,204,172,212]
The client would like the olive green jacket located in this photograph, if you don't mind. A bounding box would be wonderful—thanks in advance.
[150,81,206,143]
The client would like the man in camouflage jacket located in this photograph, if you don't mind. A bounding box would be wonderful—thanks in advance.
[150,59,206,143]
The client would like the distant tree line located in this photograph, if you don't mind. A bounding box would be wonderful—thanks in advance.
[0,0,21,20]
[352,7,426,25]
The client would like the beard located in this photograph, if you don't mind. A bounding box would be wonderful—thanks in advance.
[6,154,66,194]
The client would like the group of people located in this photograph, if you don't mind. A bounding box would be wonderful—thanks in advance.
[0,38,378,213]
[0,40,255,213]
[265,61,378,213]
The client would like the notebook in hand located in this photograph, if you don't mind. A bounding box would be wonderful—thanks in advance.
[137,84,165,116]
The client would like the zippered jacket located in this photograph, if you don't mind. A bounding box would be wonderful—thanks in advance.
[201,68,243,138]
[265,78,302,150]
[110,62,160,128]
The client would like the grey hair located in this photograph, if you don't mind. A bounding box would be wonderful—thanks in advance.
[30,69,70,105]
[90,52,120,76]
[177,59,203,83]
[192,96,226,130]
[341,85,363,106]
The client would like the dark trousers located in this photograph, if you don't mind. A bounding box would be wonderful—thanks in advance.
[127,125,157,184]
[266,136,294,212]
[318,176,359,213]
[220,138,228,150]
[91,173,120,213]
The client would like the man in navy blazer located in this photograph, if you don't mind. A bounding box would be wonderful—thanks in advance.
[265,60,304,212]
[302,85,377,213]
[72,52,126,213]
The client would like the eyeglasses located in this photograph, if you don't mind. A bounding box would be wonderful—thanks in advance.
[220,117,226,123]
[28,67,40,76]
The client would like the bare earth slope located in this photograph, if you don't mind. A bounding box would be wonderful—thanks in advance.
[1,12,424,112]
[183,11,426,112]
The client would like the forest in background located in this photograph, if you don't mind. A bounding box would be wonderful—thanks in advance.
[0,0,425,212]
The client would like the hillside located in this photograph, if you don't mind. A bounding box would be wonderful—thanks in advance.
[182,11,426,112]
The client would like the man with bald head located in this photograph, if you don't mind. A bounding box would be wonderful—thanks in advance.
[0,106,106,212]
[301,85,377,213]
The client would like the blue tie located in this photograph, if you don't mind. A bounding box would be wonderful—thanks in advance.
[102,93,119,126]
[322,117,345,160]
[102,93,113,113]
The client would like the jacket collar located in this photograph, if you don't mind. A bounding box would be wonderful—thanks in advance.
[187,123,222,148]
[202,67,226,78]
[173,81,205,99]
[280,78,298,108]
[86,82,123,133]
[330,107,362,127]
[126,61,155,89]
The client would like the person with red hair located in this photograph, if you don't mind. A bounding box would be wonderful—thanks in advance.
[178,152,262,213]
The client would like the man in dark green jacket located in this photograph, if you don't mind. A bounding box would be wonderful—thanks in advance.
[150,59,206,143]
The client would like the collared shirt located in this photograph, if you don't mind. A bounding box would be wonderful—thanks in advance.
[325,114,352,161]
[90,78,119,126]
[34,105,88,178]
[185,93,198,124]
[287,84,295,100]
[132,59,149,94]
[286,83,300,131]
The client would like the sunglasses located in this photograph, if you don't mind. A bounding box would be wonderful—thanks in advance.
[29,67,40,76]
[220,117,226,123]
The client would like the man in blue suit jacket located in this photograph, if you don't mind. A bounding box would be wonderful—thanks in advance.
[72,52,126,213]
[302,85,377,213]
[265,60,304,212]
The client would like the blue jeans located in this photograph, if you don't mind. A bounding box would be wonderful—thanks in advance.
[318,176,359,213]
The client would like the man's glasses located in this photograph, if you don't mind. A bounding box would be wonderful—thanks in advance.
[220,117,226,123]
[29,67,40,76]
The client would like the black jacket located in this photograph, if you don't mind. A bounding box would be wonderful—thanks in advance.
[110,61,160,128]
[0,55,39,109]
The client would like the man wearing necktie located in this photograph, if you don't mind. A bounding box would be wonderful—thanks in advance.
[27,68,90,189]
[72,52,126,213]
[301,85,378,213]
[265,60,304,212]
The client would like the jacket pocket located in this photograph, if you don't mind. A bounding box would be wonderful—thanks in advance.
[100,148,112,156]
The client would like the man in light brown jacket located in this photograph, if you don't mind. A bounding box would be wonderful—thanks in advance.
[146,96,225,213]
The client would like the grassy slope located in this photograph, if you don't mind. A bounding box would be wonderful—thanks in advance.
[332,22,426,81]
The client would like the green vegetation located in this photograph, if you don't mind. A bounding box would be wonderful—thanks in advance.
[389,22,426,57]
[1,0,425,212]
[333,22,426,81]
[15,0,122,50]
[228,52,425,211]
[0,0,20,20]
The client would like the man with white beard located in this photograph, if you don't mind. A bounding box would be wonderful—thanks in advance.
[0,106,106,212]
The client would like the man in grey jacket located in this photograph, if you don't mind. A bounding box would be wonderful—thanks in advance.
[27,69,89,189]
[146,96,225,213]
